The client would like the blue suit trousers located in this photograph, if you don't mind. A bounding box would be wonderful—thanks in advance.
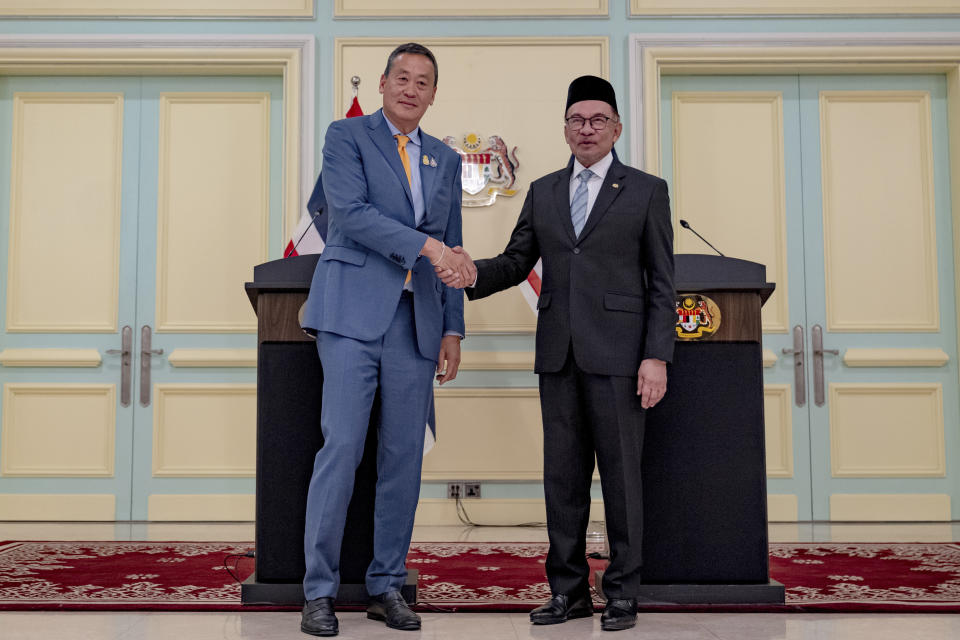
[303,295,435,599]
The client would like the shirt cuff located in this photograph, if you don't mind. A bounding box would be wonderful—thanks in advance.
[443,331,464,339]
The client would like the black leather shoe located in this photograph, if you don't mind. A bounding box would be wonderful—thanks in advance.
[367,590,421,631]
[301,597,338,637]
[600,598,638,631]
[529,592,594,625]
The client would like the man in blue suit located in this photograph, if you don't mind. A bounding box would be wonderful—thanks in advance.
[298,43,474,636]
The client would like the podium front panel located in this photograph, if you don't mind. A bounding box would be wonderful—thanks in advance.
[642,332,769,582]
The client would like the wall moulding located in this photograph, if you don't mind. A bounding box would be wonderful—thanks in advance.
[0,35,315,248]
[167,348,257,368]
[630,1,960,17]
[843,348,949,367]
[336,0,607,17]
[0,348,102,367]
[0,0,313,18]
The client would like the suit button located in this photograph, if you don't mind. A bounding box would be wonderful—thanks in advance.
[572,247,581,255]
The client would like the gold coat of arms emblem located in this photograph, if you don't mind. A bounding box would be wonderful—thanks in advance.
[442,133,520,207]
[675,294,722,340]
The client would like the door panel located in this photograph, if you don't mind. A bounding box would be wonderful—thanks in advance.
[131,76,282,520]
[0,76,141,519]
[661,73,960,521]
[799,74,959,521]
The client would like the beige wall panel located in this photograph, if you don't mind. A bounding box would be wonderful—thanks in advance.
[459,351,535,371]
[671,93,788,332]
[829,383,945,477]
[0,494,115,520]
[152,384,256,477]
[0,349,101,367]
[764,384,792,478]
[768,523,801,541]
[828,523,955,541]
[416,498,604,526]
[423,388,542,480]
[767,494,798,522]
[338,38,607,333]
[821,92,938,332]
[147,494,254,520]
[632,1,960,15]
[7,93,122,333]
[830,493,951,521]
[337,0,607,16]
[156,93,270,333]
[0,0,312,16]
[1,384,115,477]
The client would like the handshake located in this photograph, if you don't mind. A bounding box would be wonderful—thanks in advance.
[423,238,475,289]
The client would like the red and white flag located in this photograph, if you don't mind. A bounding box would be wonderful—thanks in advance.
[284,95,365,257]
[345,95,363,118]
[519,259,543,315]
[283,215,326,257]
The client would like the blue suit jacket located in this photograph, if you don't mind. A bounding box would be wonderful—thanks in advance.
[301,109,465,361]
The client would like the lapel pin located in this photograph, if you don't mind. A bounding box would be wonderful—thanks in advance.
[612,183,619,189]
[422,154,429,166]
[430,157,437,167]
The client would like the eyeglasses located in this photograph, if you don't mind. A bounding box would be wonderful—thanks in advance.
[565,115,618,131]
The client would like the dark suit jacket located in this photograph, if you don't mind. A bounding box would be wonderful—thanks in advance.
[468,155,675,377]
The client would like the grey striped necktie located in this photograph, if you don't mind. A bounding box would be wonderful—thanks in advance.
[570,169,594,237]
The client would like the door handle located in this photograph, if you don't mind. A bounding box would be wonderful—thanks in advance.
[781,324,806,407]
[106,325,133,407]
[811,324,838,407]
[139,325,164,407]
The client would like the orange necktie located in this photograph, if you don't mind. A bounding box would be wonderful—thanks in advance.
[396,134,413,285]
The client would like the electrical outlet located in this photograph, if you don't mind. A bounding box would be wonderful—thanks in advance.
[447,482,481,499]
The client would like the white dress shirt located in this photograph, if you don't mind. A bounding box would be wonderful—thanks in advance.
[569,151,614,222]
[468,151,616,290]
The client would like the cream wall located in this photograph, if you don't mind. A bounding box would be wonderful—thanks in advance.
[2,9,960,523]
[337,38,608,525]
[337,38,607,334]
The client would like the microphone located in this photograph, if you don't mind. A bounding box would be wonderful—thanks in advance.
[679,219,725,257]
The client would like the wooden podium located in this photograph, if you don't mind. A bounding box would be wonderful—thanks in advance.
[598,254,784,604]
[241,255,416,606]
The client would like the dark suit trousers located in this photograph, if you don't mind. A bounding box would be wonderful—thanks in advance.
[539,346,646,600]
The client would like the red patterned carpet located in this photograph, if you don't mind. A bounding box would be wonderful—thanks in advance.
[2,541,960,612]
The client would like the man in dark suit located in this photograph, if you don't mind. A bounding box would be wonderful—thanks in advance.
[299,43,474,637]
[439,75,675,631]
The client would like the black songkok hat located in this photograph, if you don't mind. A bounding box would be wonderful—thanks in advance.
[565,75,618,115]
